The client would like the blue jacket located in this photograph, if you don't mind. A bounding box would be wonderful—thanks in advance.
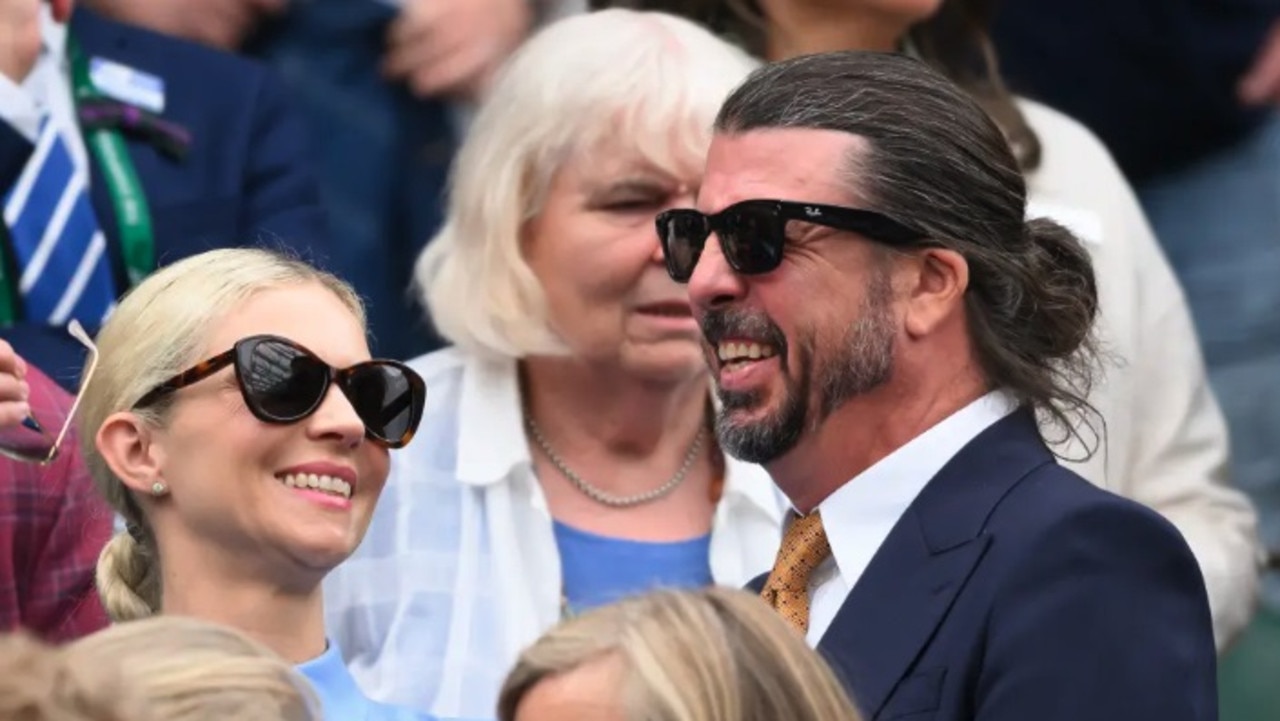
[0,8,328,387]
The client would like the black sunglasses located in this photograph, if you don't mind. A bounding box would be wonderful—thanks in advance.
[133,335,427,449]
[655,199,926,282]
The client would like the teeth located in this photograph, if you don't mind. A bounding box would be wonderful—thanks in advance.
[717,342,777,363]
[278,473,352,499]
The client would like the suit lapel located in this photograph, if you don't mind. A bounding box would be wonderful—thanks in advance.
[819,523,989,718]
[817,409,1053,719]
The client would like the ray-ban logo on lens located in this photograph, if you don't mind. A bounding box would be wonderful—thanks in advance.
[804,206,822,218]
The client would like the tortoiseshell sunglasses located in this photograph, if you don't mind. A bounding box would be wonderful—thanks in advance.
[133,335,426,448]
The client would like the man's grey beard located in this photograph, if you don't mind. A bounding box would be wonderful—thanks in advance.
[714,279,896,465]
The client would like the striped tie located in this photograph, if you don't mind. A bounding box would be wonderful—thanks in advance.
[3,117,117,325]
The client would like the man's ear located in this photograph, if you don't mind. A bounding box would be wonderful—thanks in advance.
[96,412,166,495]
[901,248,969,339]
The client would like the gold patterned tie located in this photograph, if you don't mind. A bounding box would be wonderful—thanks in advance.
[760,511,832,634]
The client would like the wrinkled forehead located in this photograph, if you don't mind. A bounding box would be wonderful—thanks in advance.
[698,128,872,213]
[564,144,696,196]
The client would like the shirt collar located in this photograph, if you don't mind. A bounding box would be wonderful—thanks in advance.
[455,355,530,486]
[295,640,365,721]
[721,456,787,524]
[40,6,68,66]
[817,389,1019,580]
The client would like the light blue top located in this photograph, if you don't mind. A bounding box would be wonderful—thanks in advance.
[297,641,436,721]
[553,520,714,616]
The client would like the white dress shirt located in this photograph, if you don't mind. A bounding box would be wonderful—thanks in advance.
[323,347,786,720]
[805,391,1018,646]
[0,8,88,172]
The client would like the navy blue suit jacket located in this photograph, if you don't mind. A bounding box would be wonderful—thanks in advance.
[753,409,1218,721]
[0,9,328,388]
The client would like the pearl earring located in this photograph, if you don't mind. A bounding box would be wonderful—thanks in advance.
[151,482,167,496]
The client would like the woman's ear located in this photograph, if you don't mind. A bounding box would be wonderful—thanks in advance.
[96,412,165,495]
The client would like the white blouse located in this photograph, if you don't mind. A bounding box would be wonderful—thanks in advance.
[323,347,786,719]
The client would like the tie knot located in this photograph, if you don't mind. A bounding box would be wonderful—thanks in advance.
[769,511,832,592]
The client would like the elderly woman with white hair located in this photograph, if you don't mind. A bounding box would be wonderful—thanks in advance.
[320,9,780,720]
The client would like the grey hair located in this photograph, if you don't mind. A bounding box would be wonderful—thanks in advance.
[715,51,1100,450]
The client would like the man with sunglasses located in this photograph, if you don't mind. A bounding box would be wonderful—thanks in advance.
[0,341,111,642]
[660,52,1217,720]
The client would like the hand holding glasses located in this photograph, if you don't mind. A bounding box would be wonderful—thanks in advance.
[0,320,98,465]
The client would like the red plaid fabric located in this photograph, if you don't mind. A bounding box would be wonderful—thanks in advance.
[0,364,112,641]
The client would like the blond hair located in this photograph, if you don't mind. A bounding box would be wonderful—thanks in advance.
[77,248,365,622]
[415,9,759,361]
[0,617,318,721]
[0,632,150,721]
[498,588,862,721]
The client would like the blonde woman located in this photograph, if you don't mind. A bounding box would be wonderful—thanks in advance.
[498,587,862,721]
[77,248,430,721]
[320,10,784,719]
[0,616,317,721]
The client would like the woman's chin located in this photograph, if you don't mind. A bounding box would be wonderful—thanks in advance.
[276,528,360,576]
[622,348,712,387]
